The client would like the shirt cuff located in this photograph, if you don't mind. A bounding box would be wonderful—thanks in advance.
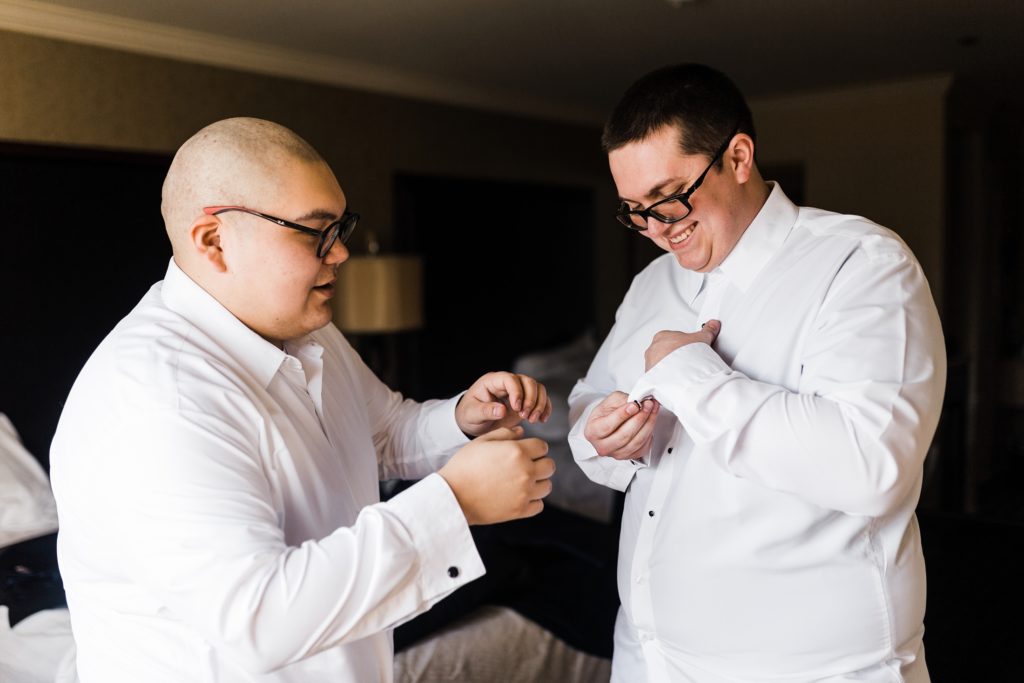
[419,393,471,456]
[385,472,485,596]
[627,342,730,410]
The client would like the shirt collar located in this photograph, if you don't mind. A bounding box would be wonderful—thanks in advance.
[716,181,798,292]
[160,258,287,389]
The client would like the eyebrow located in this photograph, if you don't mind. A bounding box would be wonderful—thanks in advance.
[293,208,339,223]
[619,177,687,206]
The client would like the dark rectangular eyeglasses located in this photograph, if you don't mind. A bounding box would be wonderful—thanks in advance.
[615,126,738,231]
[203,205,359,258]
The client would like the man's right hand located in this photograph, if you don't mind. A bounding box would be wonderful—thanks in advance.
[583,391,659,460]
[439,427,554,525]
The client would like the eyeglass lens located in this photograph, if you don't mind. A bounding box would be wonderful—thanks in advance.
[317,214,358,258]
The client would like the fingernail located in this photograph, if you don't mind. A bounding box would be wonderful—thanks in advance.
[493,406,502,417]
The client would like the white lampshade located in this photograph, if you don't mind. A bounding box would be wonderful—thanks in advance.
[332,255,423,333]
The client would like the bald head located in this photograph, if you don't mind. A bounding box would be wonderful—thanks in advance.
[161,117,326,257]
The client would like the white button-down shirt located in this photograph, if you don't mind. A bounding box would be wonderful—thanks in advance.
[50,260,484,683]
[569,184,945,682]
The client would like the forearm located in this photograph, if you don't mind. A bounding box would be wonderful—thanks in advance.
[373,392,468,481]
[630,343,942,516]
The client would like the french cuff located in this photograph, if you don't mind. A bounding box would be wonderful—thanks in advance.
[419,393,472,456]
[567,402,645,493]
[627,343,730,412]
[386,472,485,598]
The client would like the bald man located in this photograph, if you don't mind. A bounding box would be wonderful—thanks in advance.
[49,117,556,683]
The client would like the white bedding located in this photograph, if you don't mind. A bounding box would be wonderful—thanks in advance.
[1,413,76,683]
[0,414,58,549]
[0,607,77,683]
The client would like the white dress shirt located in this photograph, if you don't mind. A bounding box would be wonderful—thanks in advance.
[568,183,945,682]
[50,259,484,683]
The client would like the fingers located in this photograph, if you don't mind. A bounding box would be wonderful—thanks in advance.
[507,374,549,423]
[521,499,545,518]
[530,452,556,478]
[585,397,659,458]
[471,372,550,422]
[610,403,659,460]
[586,392,646,441]
[516,436,550,460]
[528,382,551,423]
[529,476,553,501]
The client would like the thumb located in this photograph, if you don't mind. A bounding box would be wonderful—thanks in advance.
[473,425,524,442]
[700,319,722,342]
[467,398,507,422]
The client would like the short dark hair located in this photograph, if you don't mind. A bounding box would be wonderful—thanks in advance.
[601,63,756,165]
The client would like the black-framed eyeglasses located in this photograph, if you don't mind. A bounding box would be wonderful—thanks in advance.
[615,126,738,231]
[203,205,359,258]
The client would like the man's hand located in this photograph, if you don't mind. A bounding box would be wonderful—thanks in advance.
[644,319,721,371]
[439,427,555,525]
[455,371,552,437]
[583,391,660,461]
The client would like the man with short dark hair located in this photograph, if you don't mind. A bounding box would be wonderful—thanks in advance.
[50,117,556,682]
[569,64,945,681]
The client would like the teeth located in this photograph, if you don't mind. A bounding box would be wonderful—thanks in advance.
[670,225,695,244]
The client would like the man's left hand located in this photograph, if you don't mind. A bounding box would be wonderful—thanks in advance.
[644,319,721,371]
[456,371,552,437]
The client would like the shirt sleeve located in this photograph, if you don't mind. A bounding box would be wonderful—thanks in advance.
[110,408,484,675]
[567,294,650,493]
[626,249,946,517]
[333,332,469,481]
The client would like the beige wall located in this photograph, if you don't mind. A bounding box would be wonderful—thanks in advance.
[0,29,626,332]
[0,29,951,322]
[751,76,951,306]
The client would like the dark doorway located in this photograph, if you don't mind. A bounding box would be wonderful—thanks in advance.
[393,174,595,400]
[0,143,172,467]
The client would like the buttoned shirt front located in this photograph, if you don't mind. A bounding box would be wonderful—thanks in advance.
[568,184,945,682]
[50,260,484,682]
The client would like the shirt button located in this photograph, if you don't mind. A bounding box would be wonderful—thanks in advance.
[667,447,673,454]
[447,566,460,578]
[635,575,646,584]
[648,510,655,517]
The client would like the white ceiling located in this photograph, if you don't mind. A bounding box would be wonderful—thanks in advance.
[2,0,1022,124]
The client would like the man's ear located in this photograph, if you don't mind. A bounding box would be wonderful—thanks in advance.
[188,213,227,272]
[726,133,756,185]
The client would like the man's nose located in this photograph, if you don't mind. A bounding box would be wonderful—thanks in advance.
[324,238,349,264]
[645,215,670,237]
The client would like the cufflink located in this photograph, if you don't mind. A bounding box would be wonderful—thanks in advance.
[632,395,654,410]
[447,566,460,578]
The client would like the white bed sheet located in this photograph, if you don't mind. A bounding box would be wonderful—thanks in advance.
[0,606,77,683]
[395,606,611,683]
[0,414,58,549]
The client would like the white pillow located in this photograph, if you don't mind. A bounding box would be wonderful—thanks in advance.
[0,413,59,549]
